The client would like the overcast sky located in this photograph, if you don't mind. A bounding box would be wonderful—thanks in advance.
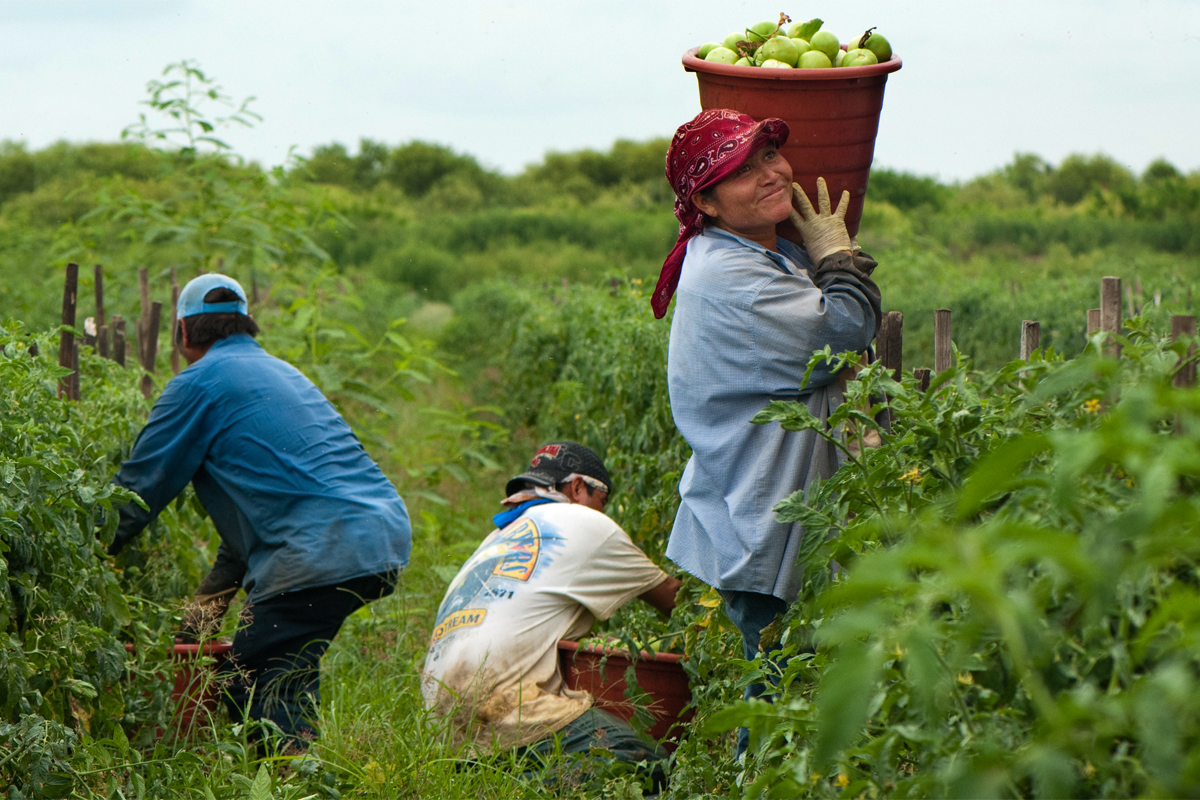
[2,0,1198,182]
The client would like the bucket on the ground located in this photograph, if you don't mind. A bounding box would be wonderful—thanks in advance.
[683,48,902,237]
[172,640,233,732]
[124,639,234,736]
[558,639,692,750]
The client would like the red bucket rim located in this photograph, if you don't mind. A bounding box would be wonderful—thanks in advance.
[558,638,683,665]
[683,46,902,81]
[173,640,234,656]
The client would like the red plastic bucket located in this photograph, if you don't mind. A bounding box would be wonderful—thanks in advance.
[124,640,234,735]
[682,48,902,237]
[171,641,233,732]
[558,640,692,750]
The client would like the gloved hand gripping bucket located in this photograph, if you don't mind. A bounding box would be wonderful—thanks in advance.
[683,49,902,238]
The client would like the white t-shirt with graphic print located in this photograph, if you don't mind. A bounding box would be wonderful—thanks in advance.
[421,501,669,753]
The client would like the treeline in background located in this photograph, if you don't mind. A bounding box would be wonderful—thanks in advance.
[2,130,1199,371]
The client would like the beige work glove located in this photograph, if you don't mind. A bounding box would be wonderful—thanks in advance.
[788,178,853,264]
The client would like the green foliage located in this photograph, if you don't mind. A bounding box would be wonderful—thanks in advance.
[444,279,686,555]
[122,60,261,157]
[867,167,953,212]
[0,324,216,795]
[704,324,1200,797]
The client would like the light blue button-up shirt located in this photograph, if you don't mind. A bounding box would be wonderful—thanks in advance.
[665,227,879,601]
[111,334,411,601]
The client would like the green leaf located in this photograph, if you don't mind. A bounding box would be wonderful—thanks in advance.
[249,763,273,800]
[955,433,1050,519]
[814,641,883,765]
[796,18,823,39]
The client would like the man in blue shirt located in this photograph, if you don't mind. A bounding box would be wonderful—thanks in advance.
[108,274,412,741]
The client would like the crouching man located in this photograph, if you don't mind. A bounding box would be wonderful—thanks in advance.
[422,442,681,773]
[107,274,412,742]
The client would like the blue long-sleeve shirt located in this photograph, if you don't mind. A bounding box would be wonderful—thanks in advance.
[111,333,412,602]
[665,227,880,601]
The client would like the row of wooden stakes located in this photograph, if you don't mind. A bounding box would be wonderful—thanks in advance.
[56,262,185,401]
[854,276,1195,393]
[50,268,1199,404]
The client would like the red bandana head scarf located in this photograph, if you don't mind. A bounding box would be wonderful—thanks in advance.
[652,109,789,319]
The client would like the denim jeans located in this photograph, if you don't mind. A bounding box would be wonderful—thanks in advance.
[717,589,789,758]
[519,707,668,792]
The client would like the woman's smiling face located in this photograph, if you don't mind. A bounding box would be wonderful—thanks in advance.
[692,144,794,247]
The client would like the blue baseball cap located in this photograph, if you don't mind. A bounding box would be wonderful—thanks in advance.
[177,274,249,317]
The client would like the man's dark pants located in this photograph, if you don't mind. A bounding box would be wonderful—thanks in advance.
[718,589,789,758]
[220,573,392,740]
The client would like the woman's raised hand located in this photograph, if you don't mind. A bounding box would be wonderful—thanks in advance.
[789,178,852,263]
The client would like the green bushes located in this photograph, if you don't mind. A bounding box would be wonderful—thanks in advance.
[0,325,218,795]
[716,323,1200,797]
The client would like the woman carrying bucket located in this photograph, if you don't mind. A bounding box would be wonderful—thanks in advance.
[654,108,882,758]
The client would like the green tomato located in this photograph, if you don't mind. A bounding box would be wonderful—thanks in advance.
[797,50,832,69]
[761,58,793,69]
[760,35,801,66]
[722,31,746,50]
[747,20,778,42]
[809,30,840,60]
[834,48,846,67]
[697,41,721,59]
[734,57,754,67]
[790,37,811,56]
[842,48,879,67]
[705,46,739,65]
[861,31,892,62]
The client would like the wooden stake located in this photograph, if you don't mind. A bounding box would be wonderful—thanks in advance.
[934,309,952,374]
[143,301,162,372]
[140,301,162,399]
[1087,309,1101,336]
[1172,315,1196,434]
[113,316,126,368]
[914,368,932,393]
[1020,320,1041,360]
[58,263,79,400]
[1101,276,1122,357]
[94,264,105,327]
[877,311,903,381]
[1172,315,1197,389]
[98,325,111,359]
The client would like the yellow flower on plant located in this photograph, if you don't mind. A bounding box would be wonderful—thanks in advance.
[957,671,974,685]
[811,773,823,784]
[900,467,921,484]
[1082,399,1101,414]
[836,774,850,787]
[892,644,905,660]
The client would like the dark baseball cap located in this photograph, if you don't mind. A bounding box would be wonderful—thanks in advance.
[505,441,612,497]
